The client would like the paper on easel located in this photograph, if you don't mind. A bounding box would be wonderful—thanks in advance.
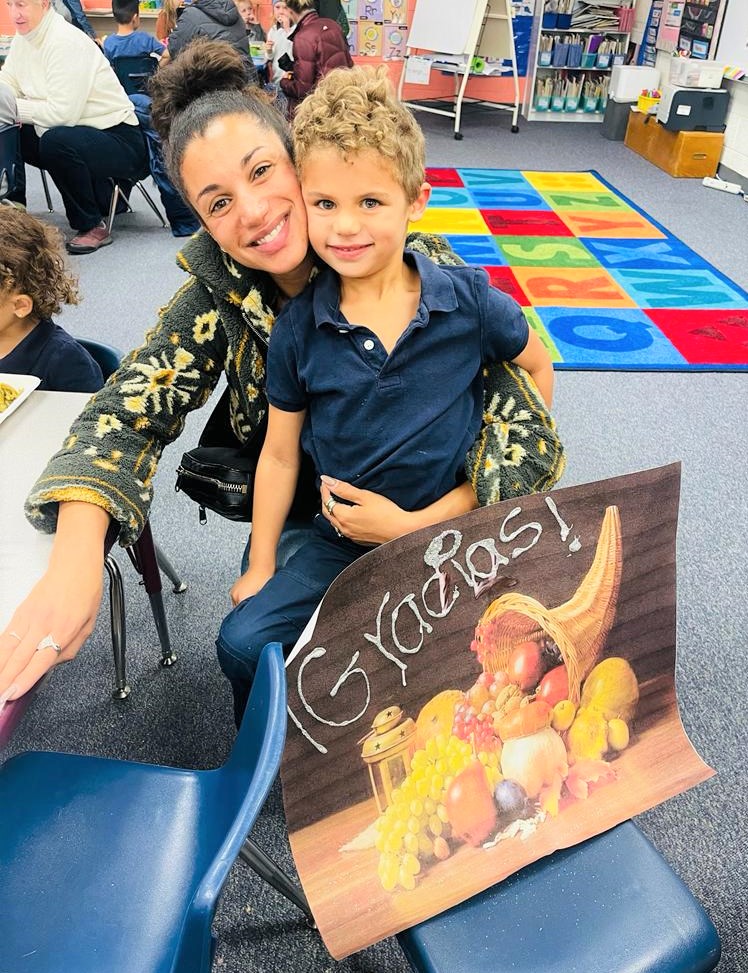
[404,55,432,84]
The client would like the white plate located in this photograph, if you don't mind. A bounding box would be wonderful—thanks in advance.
[0,373,41,425]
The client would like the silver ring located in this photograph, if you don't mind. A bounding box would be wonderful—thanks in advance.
[326,497,337,515]
[36,635,63,655]
[9,631,22,642]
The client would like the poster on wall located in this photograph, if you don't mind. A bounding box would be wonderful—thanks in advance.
[281,464,714,959]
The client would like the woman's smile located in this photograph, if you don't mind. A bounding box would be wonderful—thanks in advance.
[181,114,310,279]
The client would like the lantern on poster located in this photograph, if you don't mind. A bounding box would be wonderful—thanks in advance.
[360,706,417,814]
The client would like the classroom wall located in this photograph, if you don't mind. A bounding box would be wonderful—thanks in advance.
[0,0,527,104]
[0,0,13,34]
[720,79,748,178]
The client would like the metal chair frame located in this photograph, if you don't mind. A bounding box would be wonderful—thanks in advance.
[76,337,186,698]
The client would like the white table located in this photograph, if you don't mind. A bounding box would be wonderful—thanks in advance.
[0,390,90,744]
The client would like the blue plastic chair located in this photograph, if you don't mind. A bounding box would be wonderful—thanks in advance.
[75,336,187,698]
[396,820,721,973]
[0,642,300,973]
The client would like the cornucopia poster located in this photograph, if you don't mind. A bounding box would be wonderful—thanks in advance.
[280,464,714,959]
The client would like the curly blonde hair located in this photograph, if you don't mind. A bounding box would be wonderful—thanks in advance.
[292,65,426,203]
[0,207,80,319]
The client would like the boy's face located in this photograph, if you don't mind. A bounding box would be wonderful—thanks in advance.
[300,146,430,283]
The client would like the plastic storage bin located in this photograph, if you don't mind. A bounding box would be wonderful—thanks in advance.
[669,59,725,89]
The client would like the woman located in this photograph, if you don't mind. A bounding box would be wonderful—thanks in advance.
[0,0,148,254]
[280,0,352,115]
[0,40,563,706]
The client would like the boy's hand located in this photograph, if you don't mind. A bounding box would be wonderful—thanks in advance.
[230,565,275,606]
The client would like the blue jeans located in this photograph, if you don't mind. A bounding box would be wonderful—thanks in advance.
[129,94,199,237]
[217,516,367,726]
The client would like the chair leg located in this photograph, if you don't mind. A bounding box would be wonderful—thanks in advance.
[239,837,316,927]
[106,182,123,235]
[154,543,187,593]
[39,168,53,212]
[129,521,178,667]
[104,554,131,700]
[134,180,167,228]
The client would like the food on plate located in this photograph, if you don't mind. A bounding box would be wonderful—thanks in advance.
[0,381,21,412]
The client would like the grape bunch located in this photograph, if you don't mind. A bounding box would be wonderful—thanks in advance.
[375,734,501,891]
[451,670,518,752]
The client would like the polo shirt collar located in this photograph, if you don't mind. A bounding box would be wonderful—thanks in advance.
[311,249,459,330]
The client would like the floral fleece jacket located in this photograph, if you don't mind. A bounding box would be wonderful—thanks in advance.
[25,230,565,547]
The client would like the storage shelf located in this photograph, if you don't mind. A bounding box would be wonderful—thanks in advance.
[536,65,615,72]
[526,109,604,121]
[526,6,634,124]
[539,27,629,34]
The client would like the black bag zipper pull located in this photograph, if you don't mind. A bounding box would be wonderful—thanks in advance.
[199,504,207,526]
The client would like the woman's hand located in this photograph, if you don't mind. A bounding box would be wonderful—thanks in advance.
[320,476,478,546]
[0,554,104,702]
[320,476,413,545]
[230,564,274,607]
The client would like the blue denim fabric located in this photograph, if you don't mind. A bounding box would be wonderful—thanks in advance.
[129,94,199,237]
[218,516,366,725]
[61,0,96,38]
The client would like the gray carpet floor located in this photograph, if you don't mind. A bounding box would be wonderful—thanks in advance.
[6,108,747,972]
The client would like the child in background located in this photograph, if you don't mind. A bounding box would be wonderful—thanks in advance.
[236,0,266,42]
[0,207,104,393]
[264,0,293,82]
[155,0,184,44]
[103,0,168,63]
[218,65,555,721]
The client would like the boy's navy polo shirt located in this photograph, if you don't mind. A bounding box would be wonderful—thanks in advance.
[267,250,529,512]
[0,319,104,393]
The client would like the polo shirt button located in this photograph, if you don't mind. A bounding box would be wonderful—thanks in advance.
[363,339,375,351]
[338,328,346,334]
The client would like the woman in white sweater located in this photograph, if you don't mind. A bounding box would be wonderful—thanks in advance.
[0,0,147,253]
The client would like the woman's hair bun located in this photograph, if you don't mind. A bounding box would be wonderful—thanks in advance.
[150,38,250,142]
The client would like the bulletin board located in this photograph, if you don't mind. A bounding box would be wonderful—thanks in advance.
[715,0,748,73]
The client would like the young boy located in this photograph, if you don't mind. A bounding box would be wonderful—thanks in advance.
[236,0,266,42]
[103,0,168,64]
[217,66,554,725]
[0,207,104,392]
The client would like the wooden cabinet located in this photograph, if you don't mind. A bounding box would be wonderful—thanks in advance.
[624,108,723,176]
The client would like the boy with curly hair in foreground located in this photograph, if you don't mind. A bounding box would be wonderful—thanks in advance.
[0,207,104,392]
[219,65,555,717]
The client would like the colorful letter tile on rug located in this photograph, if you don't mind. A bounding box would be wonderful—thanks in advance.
[420,169,748,370]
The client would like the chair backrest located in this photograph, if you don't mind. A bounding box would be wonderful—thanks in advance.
[111,53,159,96]
[0,122,20,201]
[74,337,124,379]
[173,641,287,972]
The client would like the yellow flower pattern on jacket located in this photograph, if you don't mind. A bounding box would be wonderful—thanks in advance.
[25,231,564,546]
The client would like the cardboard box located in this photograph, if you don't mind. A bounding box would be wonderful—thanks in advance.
[624,110,723,178]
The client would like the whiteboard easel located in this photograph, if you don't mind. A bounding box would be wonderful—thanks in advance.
[397,0,520,140]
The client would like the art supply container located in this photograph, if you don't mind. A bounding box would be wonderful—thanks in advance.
[637,93,660,113]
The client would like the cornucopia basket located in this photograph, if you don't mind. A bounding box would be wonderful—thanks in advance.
[472,505,622,704]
